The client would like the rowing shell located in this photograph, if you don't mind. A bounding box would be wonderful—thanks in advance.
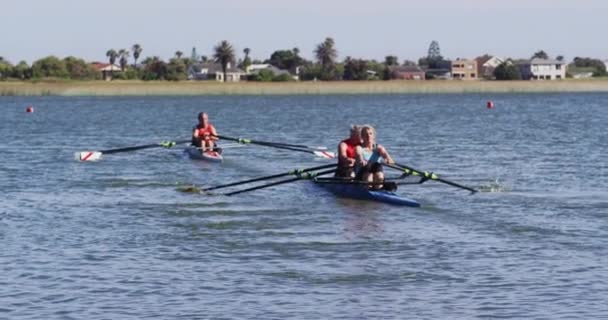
[184,146,223,162]
[314,181,420,207]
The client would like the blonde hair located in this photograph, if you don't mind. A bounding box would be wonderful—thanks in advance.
[360,125,376,140]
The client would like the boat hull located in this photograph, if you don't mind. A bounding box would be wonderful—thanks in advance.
[184,146,223,162]
[314,182,420,207]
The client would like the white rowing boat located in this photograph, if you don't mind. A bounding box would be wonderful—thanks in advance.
[184,146,223,162]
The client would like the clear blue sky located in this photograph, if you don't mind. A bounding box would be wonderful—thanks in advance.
[2,0,606,64]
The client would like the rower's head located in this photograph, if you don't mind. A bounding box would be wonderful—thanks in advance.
[198,112,209,125]
[360,125,376,143]
[349,124,361,143]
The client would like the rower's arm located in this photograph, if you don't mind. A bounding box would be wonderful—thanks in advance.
[209,126,219,141]
[355,146,367,167]
[377,145,394,164]
[338,142,355,166]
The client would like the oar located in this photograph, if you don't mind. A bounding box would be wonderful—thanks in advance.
[385,162,477,194]
[213,134,335,159]
[200,163,337,192]
[225,168,337,196]
[76,139,190,161]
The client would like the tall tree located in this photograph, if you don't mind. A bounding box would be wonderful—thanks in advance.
[213,40,236,82]
[175,51,183,59]
[532,50,549,59]
[426,40,444,69]
[131,44,142,68]
[314,37,338,80]
[190,47,200,63]
[118,49,129,72]
[242,47,252,70]
[106,49,118,78]
[385,55,399,66]
[315,37,337,68]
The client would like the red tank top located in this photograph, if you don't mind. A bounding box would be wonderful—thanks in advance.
[340,138,357,159]
[196,124,215,140]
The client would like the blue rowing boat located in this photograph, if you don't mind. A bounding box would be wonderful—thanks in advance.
[314,181,421,207]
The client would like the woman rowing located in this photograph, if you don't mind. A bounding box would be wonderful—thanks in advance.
[335,125,361,178]
[192,112,221,153]
[354,125,395,190]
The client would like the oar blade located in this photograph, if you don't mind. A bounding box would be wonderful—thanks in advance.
[75,151,103,162]
[313,150,335,159]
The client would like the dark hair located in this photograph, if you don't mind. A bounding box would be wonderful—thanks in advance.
[198,112,207,120]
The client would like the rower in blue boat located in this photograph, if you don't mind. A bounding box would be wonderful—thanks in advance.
[335,125,361,178]
[192,112,222,154]
[354,125,395,190]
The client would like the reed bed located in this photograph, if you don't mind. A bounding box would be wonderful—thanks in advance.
[2,80,608,96]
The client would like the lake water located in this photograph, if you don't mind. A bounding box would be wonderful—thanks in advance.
[1,94,607,319]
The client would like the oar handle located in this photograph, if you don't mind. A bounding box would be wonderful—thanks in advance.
[387,163,477,194]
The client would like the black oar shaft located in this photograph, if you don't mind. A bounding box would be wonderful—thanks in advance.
[386,163,477,193]
[100,139,190,154]
[225,168,336,196]
[215,135,318,156]
[201,163,337,192]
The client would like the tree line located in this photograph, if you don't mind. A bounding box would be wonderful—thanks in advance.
[1,39,606,81]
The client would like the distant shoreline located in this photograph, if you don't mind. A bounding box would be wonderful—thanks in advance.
[2,80,608,96]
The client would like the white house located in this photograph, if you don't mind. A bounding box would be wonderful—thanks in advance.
[188,62,245,82]
[518,58,566,80]
[476,55,504,79]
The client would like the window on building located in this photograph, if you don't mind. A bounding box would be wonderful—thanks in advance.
[471,73,476,78]
[556,64,562,70]
[556,75,562,79]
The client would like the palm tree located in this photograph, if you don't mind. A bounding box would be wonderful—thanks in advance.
[175,51,183,59]
[213,40,235,82]
[118,49,129,71]
[132,44,142,68]
[314,37,337,79]
[293,47,300,58]
[314,37,337,69]
[242,48,252,70]
[106,49,118,79]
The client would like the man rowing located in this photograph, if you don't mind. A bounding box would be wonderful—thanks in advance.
[192,112,220,152]
[354,125,395,190]
[335,125,361,178]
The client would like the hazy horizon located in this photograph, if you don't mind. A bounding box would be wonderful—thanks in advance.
[2,0,606,64]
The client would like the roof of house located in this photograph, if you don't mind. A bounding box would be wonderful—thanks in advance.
[522,58,566,65]
[191,62,244,74]
[91,62,121,71]
[389,65,424,73]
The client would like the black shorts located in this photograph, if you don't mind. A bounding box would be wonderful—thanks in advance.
[335,166,355,178]
[355,162,383,180]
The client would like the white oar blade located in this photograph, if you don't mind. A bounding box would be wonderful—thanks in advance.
[75,151,102,162]
[313,150,335,159]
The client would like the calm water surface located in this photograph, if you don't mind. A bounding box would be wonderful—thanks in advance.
[1,94,607,319]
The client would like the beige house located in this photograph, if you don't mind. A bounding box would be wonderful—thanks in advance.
[91,62,121,81]
[451,59,478,80]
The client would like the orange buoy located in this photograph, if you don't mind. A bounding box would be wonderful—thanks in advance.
[486,101,494,109]
[26,106,34,113]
